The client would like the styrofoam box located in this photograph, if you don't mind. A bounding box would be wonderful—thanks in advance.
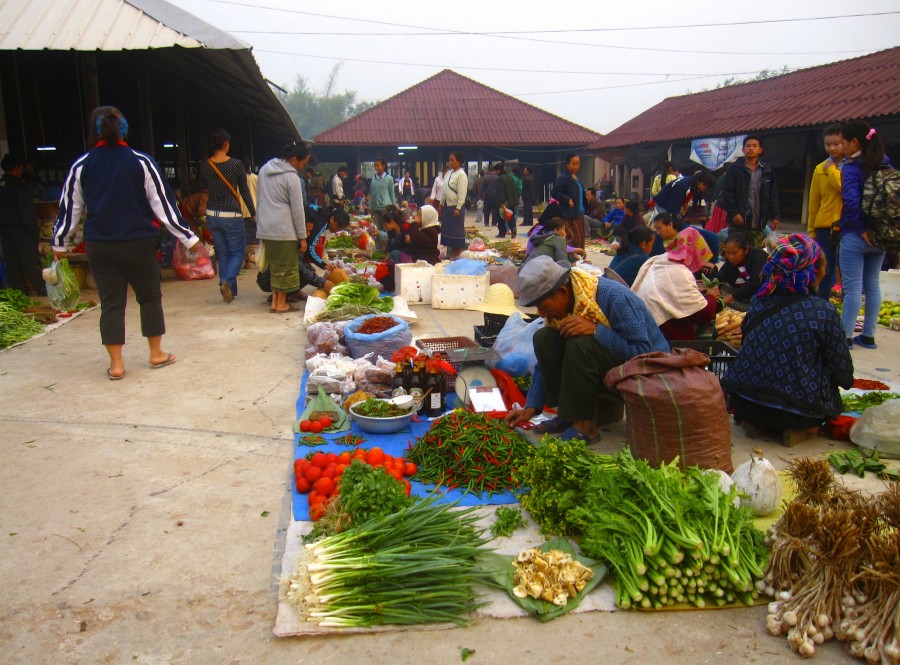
[882,270,900,302]
[395,262,439,305]
[431,270,491,310]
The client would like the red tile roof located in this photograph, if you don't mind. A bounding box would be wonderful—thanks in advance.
[589,47,900,151]
[314,69,602,146]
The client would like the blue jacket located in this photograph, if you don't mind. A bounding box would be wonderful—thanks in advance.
[652,175,691,214]
[604,208,624,225]
[721,294,853,418]
[839,155,892,237]
[551,174,585,218]
[525,278,669,411]
[54,144,196,249]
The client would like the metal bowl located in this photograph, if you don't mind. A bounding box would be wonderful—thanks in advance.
[348,400,416,434]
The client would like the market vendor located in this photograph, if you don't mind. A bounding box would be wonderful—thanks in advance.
[721,234,853,443]
[504,256,669,443]
[302,205,350,294]
[717,231,768,310]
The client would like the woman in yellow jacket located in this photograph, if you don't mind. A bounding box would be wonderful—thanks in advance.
[807,124,843,299]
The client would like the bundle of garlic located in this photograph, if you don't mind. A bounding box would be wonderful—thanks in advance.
[512,548,594,607]
[762,459,900,662]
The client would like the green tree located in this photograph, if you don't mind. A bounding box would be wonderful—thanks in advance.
[281,63,377,139]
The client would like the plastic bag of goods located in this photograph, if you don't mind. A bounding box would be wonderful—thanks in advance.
[850,399,900,458]
[173,242,215,281]
[487,312,544,377]
[43,259,81,310]
[343,314,412,360]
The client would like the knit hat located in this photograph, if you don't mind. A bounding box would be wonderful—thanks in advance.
[756,233,822,298]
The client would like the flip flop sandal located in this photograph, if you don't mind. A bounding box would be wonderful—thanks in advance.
[107,368,125,380]
[532,415,572,435]
[558,427,602,445]
[149,353,176,369]
[270,305,299,313]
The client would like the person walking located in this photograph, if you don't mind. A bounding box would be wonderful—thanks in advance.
[0,153,46,295]
[199,129,256,303]
[439,151,468,258]
[521,166,537,227]
[52,105,199,380]
[496,164,519,239]
[368,158,397,229]
[551,154,587,249]
[836,120,890,349]
[482,166,499,227]
[256,141,311,314]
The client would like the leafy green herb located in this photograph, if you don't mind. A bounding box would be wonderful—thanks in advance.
[325,235,358,249]
[260,511,270,517]
[353,398,407,418]
[827,449,899,480]
[460,647,476,661]
[490,507,524,538]
[0,288,40,311]
[841,391,900,413]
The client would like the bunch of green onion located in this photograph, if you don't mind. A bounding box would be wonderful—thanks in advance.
[0,302,44,349]
[569,452,768,610]
[285,496,497,627]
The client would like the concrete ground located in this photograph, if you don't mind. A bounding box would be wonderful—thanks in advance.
[1,232,897,665]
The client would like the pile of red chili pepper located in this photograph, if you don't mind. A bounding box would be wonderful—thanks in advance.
[356,316,399,335]
[852,378,891,390]
[405,411,535,496]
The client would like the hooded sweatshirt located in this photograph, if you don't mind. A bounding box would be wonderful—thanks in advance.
[522,231,570,266]
[256,158,306,242]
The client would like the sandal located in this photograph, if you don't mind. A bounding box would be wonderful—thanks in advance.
[270,305,299,313]
[558,427,602,445]
[107,368,125,381]
[532,415,572,435]
[149,353,176,370]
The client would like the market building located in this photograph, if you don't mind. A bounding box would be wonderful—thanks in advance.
[587,47,900,221]
[0,0,299,200]
[312,69,606,202]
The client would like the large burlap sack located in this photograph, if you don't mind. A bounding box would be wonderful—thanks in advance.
[604,348,733,473]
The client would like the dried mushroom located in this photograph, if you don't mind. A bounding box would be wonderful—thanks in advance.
[511,548,594,607]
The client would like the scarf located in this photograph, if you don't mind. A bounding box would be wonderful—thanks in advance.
[545,267,610,329]
[665,227,713,273]
[756,233,821,298]
[631,255,709,325]
[419,205,440,229]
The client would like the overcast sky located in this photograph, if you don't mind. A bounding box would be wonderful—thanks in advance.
[170,0,899,136]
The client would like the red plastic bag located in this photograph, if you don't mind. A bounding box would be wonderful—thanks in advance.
[173,243,215,281]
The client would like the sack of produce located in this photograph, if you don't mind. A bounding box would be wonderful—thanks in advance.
[172,242,215,281]
[604,348,733,473]
[850,399,900,458]
[44,259,81,310]
[487,312,544,377]
[343,314,411,360]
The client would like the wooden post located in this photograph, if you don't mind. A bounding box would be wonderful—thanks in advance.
[139,57,155,158]
[800,132,814,230]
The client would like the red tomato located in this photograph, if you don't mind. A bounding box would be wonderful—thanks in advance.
[299,420,312,432]
[404,462,417,476]
[367,448,385,466]
[391,469,404,482]
[309,504,325,522]
[296,477,311,494]
[338,452,352,465]
[384,454,394,467]
[305,466,322,483]
[403,479,411,496]
[321,467,335,480]
[310,421,323,434]
[335,464,347,476]
[319,416,332,428]
[325,453,339,465]
[307,490,319,505]
[311,452,328,469]
[314,477,335,496]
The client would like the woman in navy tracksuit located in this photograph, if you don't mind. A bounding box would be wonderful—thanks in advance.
[53,106,199,380]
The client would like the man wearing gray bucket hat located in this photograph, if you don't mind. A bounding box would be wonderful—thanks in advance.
[505,256,668,442]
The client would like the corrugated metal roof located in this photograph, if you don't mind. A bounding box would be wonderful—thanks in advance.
[589,47,900,151]
[315,69,602,146]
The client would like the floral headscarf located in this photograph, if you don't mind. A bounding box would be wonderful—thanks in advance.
[756,233,821,298]
[664,227,713,273]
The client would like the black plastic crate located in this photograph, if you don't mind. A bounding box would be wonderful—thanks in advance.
[482,313,510,335]
[672,340,739,380]
[473,325,498,348]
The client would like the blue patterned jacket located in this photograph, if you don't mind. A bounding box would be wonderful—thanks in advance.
[721,294,853,418]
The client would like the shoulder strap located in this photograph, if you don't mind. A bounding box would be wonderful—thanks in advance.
[742,294,804,336]
[207,159,241,205]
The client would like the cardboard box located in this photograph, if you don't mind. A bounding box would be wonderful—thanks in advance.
[431,268,491,310]
[395,261,438,305]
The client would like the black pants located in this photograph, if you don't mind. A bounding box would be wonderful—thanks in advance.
[732,395,824,432]
[521,198,534,226]
[483,195,499,227]
[533,327,621,422]
[86,238,165,345]
[0,226,46,295]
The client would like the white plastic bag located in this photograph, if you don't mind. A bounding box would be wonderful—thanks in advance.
[850,400,900,458]
[487,312,544,377]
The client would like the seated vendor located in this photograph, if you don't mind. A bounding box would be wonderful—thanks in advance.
[611,200,644,244]
[631,254,720,341]
[608,225,655,286]
[721,234,853,444]
[527,202,587,261]
[718,232,768,310]
[653,212,717,278]
[404,204,441,265]
[504,256,669,443]
[521,217,580,267]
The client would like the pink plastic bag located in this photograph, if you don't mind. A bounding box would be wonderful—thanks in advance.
[173,243,215,280]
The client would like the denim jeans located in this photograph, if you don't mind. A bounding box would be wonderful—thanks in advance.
[839,231,885,339]
[207,213,246,295]
[813,228,838,300]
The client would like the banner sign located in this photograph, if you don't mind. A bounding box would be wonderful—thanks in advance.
[690,136,746,170]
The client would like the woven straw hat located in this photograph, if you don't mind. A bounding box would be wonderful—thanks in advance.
[467,283,519,316]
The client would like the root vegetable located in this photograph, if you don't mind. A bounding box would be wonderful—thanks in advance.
[731,448,781,517]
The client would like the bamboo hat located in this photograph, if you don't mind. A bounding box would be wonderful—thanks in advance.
[466,283,519,316]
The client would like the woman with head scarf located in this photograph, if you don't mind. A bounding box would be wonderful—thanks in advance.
[721,234,854,444]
